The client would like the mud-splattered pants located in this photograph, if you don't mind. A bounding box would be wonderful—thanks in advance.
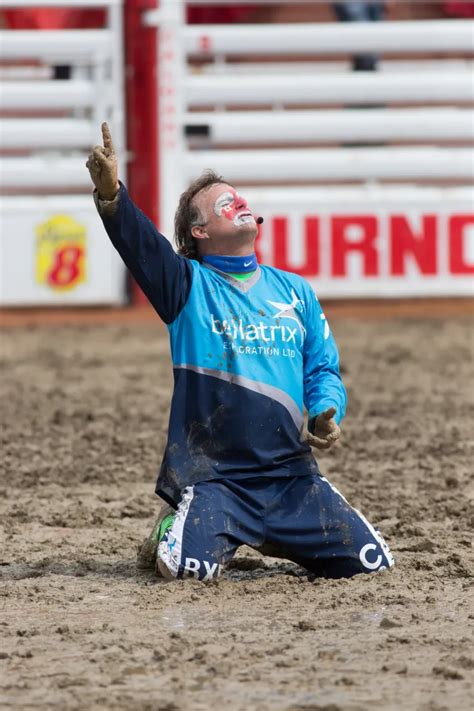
[157,474,394,581]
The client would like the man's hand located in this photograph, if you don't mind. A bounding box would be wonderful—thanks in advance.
[86,122,120,201]
[306,406,341,450]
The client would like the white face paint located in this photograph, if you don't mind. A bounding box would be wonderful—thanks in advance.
[213,189,255,227]
[213,191,234,217]
[234,214,255,226]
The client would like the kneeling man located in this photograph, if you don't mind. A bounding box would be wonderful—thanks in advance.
[87,124,394,581]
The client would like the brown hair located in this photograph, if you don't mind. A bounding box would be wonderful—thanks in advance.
[174,169,228,260]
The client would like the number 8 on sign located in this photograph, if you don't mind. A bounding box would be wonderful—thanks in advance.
[36,215,87,292]
[47,246,83,288]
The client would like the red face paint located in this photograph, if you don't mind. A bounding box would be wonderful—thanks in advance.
[213,189,255,226]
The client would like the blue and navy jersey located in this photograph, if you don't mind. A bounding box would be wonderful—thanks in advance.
[98,185,347,507]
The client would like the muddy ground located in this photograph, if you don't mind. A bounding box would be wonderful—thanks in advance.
[1,313,473,710]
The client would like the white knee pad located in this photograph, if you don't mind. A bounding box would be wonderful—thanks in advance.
[156,548,178,580]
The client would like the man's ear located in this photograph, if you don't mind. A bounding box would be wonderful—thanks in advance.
[191,225,209,240]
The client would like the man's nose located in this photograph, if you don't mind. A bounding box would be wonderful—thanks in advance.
[234,193,248,210]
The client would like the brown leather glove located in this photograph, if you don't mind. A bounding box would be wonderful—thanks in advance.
[86,122,120,201]
[306,406,341,450]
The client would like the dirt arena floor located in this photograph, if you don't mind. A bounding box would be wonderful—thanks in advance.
[1,304,473,710]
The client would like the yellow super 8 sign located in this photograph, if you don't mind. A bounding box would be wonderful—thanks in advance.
[36,215,87,291]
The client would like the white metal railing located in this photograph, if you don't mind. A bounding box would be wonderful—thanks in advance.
[0,119,95,149]
[186,73,473,106]
[1,80,95,109]
[198,59,474,76]
[185,109,474,143]
[0,157,91,189]
[0,0,125,193]
[0,30,112,60]
[181,20,474,55]
[185,147,474,182]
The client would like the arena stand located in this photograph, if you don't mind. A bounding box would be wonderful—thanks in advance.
[0,0,473,306]
[0,0,126,305]
[145,0,474,299]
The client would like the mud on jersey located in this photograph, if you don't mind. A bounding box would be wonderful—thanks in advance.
[97,185,347,507]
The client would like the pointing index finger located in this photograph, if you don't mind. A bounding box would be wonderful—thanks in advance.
[101,122,115,154]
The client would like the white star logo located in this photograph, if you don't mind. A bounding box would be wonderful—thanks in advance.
[267,289,306,345]
[320,313,330,340]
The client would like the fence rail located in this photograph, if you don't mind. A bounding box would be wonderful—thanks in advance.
[0,119,95,149]
[1,80,95,109]
[171,19,474,55]
[187,72,474,106]
[0,30,113,60]
[185,109,474,143]
[185,147,474,182]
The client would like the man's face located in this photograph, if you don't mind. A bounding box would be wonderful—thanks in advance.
[193,183,258,253]
[212,186,255,228]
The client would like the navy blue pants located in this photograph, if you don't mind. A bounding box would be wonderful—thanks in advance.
[157,475,394,581]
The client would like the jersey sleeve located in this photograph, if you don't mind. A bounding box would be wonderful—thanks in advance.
[303,287,347,426]
[95,183,193,324]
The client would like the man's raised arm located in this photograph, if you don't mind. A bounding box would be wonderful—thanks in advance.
[86,122,120,202]
[86,123,192,324]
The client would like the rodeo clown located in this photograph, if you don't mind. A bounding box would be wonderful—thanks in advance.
[87,123,394,582]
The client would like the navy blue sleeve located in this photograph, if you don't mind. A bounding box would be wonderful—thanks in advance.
[96,183,193,324]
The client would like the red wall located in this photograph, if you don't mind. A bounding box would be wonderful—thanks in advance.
[125,0,159,304]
